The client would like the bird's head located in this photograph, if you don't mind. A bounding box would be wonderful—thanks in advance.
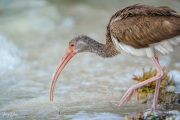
[49,35,93,101]
[68,35,92,53]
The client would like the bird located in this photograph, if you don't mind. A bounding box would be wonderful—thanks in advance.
[49,4,180,111]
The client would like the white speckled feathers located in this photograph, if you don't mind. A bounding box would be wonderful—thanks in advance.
[111,35,180,57]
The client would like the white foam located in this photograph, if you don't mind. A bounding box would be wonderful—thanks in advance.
[64,111,123,120]
[0,34,25,75]
[168,70,180,93]
[165,110,180,120]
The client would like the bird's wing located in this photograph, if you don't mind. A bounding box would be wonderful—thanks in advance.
[108,4,180,48]
[110,4,179,20]
[110,16,180,48]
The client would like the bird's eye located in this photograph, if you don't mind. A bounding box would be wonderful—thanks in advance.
[71,44,74,47]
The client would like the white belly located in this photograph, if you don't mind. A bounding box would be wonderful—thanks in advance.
[111,35,180,58]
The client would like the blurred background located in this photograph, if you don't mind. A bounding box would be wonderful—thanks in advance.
[0,0,180,119]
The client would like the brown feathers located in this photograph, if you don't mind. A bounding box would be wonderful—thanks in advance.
[107,4,180,49]
[111,4,179,19]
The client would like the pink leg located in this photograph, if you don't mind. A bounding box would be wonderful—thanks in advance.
[118,57,163,111]
[152,57,162,110]
[135,89,139,101]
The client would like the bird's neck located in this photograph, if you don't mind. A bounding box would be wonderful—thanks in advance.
[87,38,120,58]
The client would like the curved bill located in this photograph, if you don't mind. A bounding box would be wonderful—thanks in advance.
[49,50,76,101]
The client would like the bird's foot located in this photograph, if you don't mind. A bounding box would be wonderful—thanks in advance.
[151,104,164,114]
[152,103,157,112]
[143,108,164,119]
[118,85,138,106]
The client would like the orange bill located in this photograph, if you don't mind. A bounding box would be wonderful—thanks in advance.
[49,49,76,101]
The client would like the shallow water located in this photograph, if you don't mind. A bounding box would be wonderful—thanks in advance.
[0,0,180,119]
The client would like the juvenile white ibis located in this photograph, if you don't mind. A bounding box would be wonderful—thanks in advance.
[50,4,180,111]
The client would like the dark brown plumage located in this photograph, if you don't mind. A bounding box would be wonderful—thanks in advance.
[107,4,180,48]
